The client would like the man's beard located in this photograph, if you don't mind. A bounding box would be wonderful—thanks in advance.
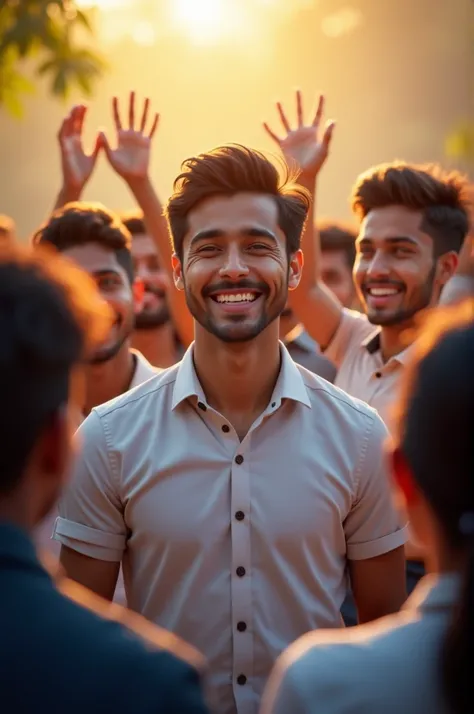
[88,316,133,365]
[184,277,287,344]
[365,264,436,327]
[134,287,170,330]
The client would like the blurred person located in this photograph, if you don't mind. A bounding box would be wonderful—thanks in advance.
[319,220,358,308]
[279,301,336,380]
[122,211,184,367]
[264,90,471,602]
[0,213,16,242]
[0,243,209,714]
[261,300,474,714]
[54,145,406,714]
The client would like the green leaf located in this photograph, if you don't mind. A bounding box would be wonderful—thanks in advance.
[445,123,474,161]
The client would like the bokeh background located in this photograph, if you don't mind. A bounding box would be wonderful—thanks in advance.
[1,0,472,239]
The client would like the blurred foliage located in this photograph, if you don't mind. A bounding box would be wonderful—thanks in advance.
[0,0,106,118]
[445,122,474,163]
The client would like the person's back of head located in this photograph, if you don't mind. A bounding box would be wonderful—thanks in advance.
[394,300,474,714]
[0,244,110,530]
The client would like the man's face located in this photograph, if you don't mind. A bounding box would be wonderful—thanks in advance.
[354,206,438,327]
[131,233,171,329]
[62,243,134,363]
[320,249,355,308]
[173,193,302,343]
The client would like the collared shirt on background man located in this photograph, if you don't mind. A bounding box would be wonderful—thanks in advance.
[261,573,459,714]
[284,324,337,382]
[54,344,406,714]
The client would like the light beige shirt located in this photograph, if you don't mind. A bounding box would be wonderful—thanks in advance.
[261,573,459,714]
[54,344,406,714]
[325,309,412,430]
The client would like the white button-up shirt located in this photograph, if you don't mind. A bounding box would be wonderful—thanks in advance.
[54,344,406,714]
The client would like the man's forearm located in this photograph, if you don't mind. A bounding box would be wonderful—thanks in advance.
[53,185,82,212]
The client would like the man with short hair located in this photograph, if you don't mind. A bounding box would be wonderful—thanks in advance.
[121,211,184,367]
[0,243,209,714]
[0,213,16,242]
[319,220,358,308]
[55,144,407,714]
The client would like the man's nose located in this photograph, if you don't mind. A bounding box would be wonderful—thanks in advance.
[219,246,250,280]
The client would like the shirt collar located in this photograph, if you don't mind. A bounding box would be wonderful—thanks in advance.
[284,324,318,354]
[403,572,460,613]
[361,329,413,366]
[172,342,312,411]
[129,349,160,389]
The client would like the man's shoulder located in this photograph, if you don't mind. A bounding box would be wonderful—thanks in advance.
[94,362,180,420]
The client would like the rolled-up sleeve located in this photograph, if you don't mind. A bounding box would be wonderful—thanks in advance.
[324,308,374,368]
[344,414,408,560]
[53,409,126,562]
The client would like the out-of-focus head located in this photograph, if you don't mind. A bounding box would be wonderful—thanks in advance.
[0,214,16,243]
[351,162,471,327]
[33,203,135,364]
[319,220,357,308]
[165,144,309,344]
[0,244,110,529]
[121,211,171,329]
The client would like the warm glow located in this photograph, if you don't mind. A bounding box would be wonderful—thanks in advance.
[171,0,235,44]
[75,0,131,8]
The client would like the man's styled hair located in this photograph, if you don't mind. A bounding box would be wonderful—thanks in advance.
[165,144,311,260]
[120,211,146,237]
[0,214,16,241]
[0,244,110,496]
[33,202,134,284]
[351,162,471,257]
[318,220,357,269]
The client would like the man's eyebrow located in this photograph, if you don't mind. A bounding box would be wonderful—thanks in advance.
[189,227,278,246]
[358,236,419,246]
[92,269,122,278]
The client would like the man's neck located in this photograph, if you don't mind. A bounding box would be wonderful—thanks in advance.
[379,320,416,362]
[193,322,281,424]
[131,323,177,368]
[83,343,135,415]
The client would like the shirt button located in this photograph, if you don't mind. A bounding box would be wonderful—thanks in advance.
[235,454,244,465]
[375,372,382,379]
[271,401,276,408]
[236,566,246,577]
[197,401,207,411]
[235,511,245,521]
[237,674,247,686]
[222,424,230,433]
[237,621,247,632]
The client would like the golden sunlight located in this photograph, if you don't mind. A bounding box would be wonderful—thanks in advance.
[171,0,235,44]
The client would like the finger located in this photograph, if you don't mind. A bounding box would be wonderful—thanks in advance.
[296,89,303,127]
[112,96,122,131]
[263,122,281,145]
[140,98,150,133]
[321,120,336,150]
[277,102,291,133]
[58,111,72,141]
[128,90,135,130]
[148,112,159,139]
[91,132,103,158]
[312,94,324,127]
[98,130,112,158]
[74,104,87,136]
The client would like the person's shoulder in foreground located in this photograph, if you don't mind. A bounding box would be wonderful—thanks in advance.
[0,526,209,714]
[261,578,449,714]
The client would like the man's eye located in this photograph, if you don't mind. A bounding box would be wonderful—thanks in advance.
[198,245,219,253]
[99,276,120,289]
[249,243,269,250]
[394,248,413,257]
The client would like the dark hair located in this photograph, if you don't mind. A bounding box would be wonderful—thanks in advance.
[165,144,310,260]
[318,220,357,269]
[351,162,471,257]
[0,214,15,241]
[120,211,146,236]
[32,202,134,284]
[0,244,110,495]
[396,300,474,714]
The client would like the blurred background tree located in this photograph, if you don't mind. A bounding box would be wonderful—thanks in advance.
[0,0,106,117]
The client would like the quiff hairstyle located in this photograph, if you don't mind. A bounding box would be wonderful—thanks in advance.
[165,144,311,260]
[351,162,471,257]
[32,202,134,284]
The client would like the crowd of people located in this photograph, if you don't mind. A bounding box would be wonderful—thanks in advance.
[1,87,473,714]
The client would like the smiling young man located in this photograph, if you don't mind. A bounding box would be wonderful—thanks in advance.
[54,145,406,714]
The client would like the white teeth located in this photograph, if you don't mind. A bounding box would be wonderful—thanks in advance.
[215,293,257,303]
[368,288,399,296]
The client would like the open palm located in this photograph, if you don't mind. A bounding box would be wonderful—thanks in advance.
[58,105,100,190]
[264,91,335,175]
[101,92,159,182]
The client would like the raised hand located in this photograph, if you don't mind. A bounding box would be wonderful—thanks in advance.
[58,104,101,192]
[100,91,159,183]
[263,91,335,176]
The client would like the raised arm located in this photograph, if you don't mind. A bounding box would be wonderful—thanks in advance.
[100,92,194,348]
[53,104,101,210]
[264,91,342,349]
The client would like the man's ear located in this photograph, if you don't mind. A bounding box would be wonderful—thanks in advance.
[288,249,304,292]
[391,446,419,505]
[436,251,459,288]
[172,253,184,291]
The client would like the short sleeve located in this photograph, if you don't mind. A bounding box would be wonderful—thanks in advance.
[53,409,127,562]
[344,414,408,560]
[324,308,375,368]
